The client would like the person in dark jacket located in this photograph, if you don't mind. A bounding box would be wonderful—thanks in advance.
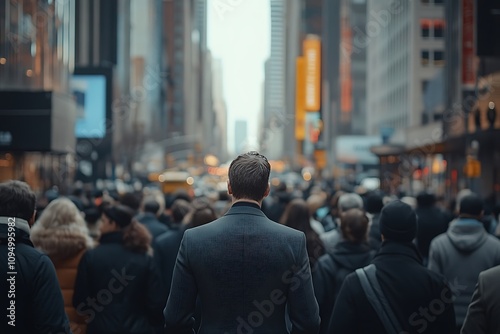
[313,208,375,334]
[328,200,456,334]
[365,192,384,251]
[0,180,70,334]
[73,204,164,334]
[415,192,450,265]
[164,151,320,333]
[461,264,500,334]
[280,198,325,268]
[153,198,215,301]
[137,198,169,239]
[428,194,500,333]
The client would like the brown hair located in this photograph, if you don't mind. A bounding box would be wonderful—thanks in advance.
[184,198,217,229]
[281,198,325,266]
[228,151,270,201]
[123,221,152,254]
[103,205,151,253]
[340,208,369,244]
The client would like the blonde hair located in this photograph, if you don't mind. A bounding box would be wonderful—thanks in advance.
[31,197,93,259]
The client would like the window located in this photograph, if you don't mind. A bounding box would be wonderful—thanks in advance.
[433,20,445,38]
[434,0,444,4]
[421,50,430,65]
[422,80,429,92]
[421,19,431,38]
[434,51,445,65]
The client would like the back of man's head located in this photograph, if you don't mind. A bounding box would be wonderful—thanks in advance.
[0,180,36,221]
[338,193,364,214]
[459,194,483,217]
[380,200,417,242]
[143,199,160,215]
[171,199,192,224]
[340,208,369,243]
[228,151,271,201]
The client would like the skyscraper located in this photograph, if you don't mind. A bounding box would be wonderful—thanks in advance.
[235,120,248,154]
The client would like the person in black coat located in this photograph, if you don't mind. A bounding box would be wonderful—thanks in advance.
[73,204,164,334]
[164,151,320,333]
[0,180,70,334]
[153,198,215,301]
[366,192,384,251]
[313,208,375,334]
[328,200,456,334]
[415,192,450,264]
[137,199,169,239]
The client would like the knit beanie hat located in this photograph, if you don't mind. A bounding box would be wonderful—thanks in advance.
[380,200,417,242]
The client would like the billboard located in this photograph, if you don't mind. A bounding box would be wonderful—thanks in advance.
[303,35,322,111]
[295,57,306,140]
[70,74,107,138]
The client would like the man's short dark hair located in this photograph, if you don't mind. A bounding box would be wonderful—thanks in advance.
[228,151,271,201]
[340,208,369,243]
[144,199,160,215]
[171,199,191,224]
[120,192,142,211]
[459,194,483,217]
[0,180,36,220]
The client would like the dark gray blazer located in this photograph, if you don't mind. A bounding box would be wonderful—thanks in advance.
[462,265,500,334]
[163,203,320,334]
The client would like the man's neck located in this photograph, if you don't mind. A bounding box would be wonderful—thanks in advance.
[232,198,262,207]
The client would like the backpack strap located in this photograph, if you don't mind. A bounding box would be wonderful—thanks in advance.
[355,264,403,334]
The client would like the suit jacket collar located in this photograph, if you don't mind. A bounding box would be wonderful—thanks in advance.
[224,205,267,218]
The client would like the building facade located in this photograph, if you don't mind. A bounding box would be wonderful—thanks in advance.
[0,0,77,193]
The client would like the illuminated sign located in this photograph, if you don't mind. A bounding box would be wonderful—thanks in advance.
[303,36,321,111]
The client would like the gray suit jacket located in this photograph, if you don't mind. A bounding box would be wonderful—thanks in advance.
[164,204,320,334]
[462,265,500,334]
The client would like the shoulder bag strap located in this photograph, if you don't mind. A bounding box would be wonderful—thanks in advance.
[355,264,403,334]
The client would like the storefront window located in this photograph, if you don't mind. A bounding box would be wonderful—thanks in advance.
[0,0,74,92]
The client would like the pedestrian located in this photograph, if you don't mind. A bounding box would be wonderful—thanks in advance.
[320,193,364,254]
[328,200,456,333]
[428,194,500,333]
[313,208,375,334]
[0,180,70,333]
[164,151,320,333]
[461,264,500,333]
[31,197,94,334]
[280,198,325,268]
[137,198,169,239]
[73,204,164,333]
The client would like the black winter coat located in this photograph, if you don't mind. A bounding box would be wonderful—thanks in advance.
[73,231,164,334]
[0,222,70,334]
[415,206,449,259]
[328,241,456,334]
[312,241,374,334]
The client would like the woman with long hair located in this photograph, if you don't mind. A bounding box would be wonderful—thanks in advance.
[73,204,163,334]
[31,197,94,334]
[280,198,325,267]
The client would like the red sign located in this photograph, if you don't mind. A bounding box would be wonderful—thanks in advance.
[462,0,475,87]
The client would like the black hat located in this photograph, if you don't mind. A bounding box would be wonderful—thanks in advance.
[459,194,483,217]
[380,200,417,242]
[103,205,135,228]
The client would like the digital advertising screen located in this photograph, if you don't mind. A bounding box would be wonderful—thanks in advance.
[70,74,107,138]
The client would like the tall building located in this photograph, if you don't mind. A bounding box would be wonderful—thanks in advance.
[441,0,500,199]
[261,0,286,160]
[261,0,301,162]
[212,58,228,161]
[366,0,445,137]
[0,0,77,192]
[234,120,248,154]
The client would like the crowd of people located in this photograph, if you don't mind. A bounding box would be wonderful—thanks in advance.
[1,151,500,333]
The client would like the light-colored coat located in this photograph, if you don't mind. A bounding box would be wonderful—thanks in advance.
[31,204,94,334]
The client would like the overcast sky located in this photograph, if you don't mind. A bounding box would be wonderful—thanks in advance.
[207,0,270,157]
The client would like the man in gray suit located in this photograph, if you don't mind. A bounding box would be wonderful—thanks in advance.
[164,151,320,334]
[462,264,500,334]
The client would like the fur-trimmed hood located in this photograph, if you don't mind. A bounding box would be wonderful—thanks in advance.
[31,220,94,260]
